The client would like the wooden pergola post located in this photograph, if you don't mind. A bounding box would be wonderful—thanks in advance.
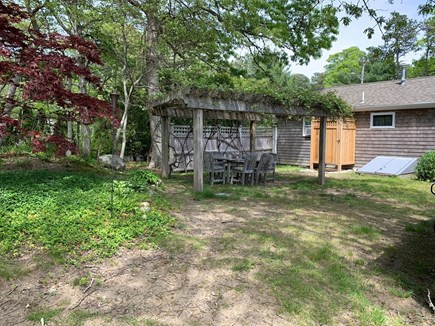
[193,109,204,192]
[161,116,170,178]
[318,116,327,185]
[151,88,332,191]
[272,126,278,154]
[337,120,343,172]
[249,120,256,152]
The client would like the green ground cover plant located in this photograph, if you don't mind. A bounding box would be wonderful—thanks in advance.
[1,162,434,325]
[0,169,173,264]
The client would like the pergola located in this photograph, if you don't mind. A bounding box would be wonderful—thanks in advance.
[151,88,328,192]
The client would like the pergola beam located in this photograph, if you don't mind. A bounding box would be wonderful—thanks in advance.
[151,88,327,118]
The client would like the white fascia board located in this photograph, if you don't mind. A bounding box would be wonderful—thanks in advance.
[353,102,435,112]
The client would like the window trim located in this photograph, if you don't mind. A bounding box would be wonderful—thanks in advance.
[370,112,395,129]
[302,118,311,137]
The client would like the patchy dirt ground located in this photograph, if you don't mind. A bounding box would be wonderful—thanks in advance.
[1,167,435,325]
[0,192,289,325]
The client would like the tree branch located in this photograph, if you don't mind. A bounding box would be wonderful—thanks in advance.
[428,289,435,314]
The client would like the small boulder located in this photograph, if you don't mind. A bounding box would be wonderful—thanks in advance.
[98,154,126,170]
[139,201,151,213]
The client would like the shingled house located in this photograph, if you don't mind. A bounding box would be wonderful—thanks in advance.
[277,76,435,168]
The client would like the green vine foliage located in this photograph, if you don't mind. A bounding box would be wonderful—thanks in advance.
[182,80,353,120]
[154,59,353,122]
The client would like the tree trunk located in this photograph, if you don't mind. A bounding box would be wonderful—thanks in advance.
[117,87,129,159]
[0,76,20,145]
[79,73,91,157]
[66,78,73,156]
[82,125,91,157]
[120,113,128,159]
[145,9,161,168]
[66,121,73,156]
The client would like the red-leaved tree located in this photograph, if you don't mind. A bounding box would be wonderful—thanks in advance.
[0,2,114,155]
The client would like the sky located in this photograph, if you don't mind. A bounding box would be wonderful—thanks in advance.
[290,0,428,79]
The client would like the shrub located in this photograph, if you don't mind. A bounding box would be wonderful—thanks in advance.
[127,169,162,190]
[415,151,435,181]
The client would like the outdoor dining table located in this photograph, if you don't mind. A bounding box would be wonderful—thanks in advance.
[215,156,255,184]
[214,157,244,183]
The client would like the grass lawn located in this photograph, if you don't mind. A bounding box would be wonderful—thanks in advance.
[0,161,434,325]
[168,166,435,325]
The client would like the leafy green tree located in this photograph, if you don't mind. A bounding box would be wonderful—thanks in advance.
[311,72,326,89]
[410,17,435,77]
[124,0,379,167]
[0,1,112,155]
[323,47,366,87]
[418,1,435,15]
[363,46,396,82]
[12,0,401,164]
[96,5,148,159]
[288,74,312,90]
[381,11,419,79]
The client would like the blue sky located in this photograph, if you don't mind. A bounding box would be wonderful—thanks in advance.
[290,0,428,78]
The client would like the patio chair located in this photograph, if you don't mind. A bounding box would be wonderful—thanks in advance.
[204,152,226,185]
[255,153,273,185]
[230,153,257,185]
[266,153,277,182]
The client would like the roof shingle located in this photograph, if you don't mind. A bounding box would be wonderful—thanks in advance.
[326,76,435,111]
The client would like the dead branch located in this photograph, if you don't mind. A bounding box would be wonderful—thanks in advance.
[428,289,435,314]
[83,278,94,293]
[7,284,18,295]
[69,290,94,311]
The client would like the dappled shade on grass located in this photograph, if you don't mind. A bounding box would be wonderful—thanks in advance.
[173,167,434,324]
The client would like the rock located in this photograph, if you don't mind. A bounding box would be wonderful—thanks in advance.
[139,201,151,213]
[98,154,126,170]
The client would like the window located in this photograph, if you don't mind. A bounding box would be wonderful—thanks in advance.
[370,112,395,128]
[302,118,311,137]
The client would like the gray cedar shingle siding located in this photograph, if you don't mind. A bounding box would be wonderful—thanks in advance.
[331,77,435,167]
[277,119,310,166]
[276,77,435,168]
[354,108,435,168]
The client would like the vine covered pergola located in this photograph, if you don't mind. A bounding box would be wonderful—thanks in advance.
[152,88,329,192]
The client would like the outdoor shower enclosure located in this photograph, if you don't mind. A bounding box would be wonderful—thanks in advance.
[310,119,356,172]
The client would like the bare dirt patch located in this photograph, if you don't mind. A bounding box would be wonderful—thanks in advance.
[0,196,288,325]
[1,169,434,325]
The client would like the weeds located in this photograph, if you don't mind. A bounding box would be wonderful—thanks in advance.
[0,169,174,264]
[164,166,434,325]
[27,307,63,322]
[405,220,434,234]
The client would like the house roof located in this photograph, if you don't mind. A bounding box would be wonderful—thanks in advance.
[326,76,435,112]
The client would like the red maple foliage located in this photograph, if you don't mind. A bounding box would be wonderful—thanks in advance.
[0,2,115,155]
